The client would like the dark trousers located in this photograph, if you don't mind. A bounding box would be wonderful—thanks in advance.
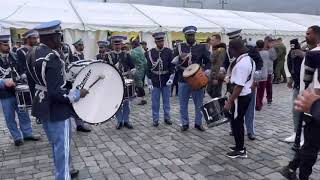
[231,94,252,150]
[207,82,223,98]
[256,80,267,109]
[266,74,273,103]
[171,74,179,96]
[288,117,320,180]
[136,87,146,97]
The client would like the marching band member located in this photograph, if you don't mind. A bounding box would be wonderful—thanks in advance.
[107,35,136,130]
[173,26,211,132]
[72,39,84,62]
[61,40,91,133]
[145,32,175,127]
[96,40,110,61]
[27,20,88,179]
[16,30,39,77]
[0,34,39,146]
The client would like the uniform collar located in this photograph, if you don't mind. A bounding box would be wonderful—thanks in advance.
[156,47,165,51]
[186,42,197,47]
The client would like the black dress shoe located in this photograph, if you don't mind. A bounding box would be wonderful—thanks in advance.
[23,135,41,141]
[164,119,172,125]
[181,125,189,131]
[153,122,159,127]
[137,100,147,105]
[70,169,79,178]
[229,132,234,136]
[248,134,256,141]
[116,122,123,130]
[195,125,205,132]
[76,125,91,132]
[279,166,298,180]
[124,122,133,129]
[14,139,24,146]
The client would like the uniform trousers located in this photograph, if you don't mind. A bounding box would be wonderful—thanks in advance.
[42,118,71,180]
[151,86,171,123]
[178,82,204,126]
[1,97,33,141]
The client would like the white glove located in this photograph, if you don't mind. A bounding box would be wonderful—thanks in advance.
[171,56,179,65]
[130,68,137,75]
[204,69,211,77]
[147,79,153,90]
[166,73,175,86]
[21,74,27,80]
[166,79,173,86]
[3,79,15,88]
[68,89,81,103]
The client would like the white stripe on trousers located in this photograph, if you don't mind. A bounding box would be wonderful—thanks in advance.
[64,119,70,180]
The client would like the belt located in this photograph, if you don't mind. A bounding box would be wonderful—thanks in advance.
[35,84,47,92]
[151,70,169,75]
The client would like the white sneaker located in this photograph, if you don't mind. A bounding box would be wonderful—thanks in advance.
[284,133,296,143]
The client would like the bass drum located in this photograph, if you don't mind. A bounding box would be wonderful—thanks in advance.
[66,60,94,82]
[72,61,124,124]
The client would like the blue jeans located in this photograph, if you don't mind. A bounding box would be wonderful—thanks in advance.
[151,86,171,123]
[178,82,204,126]
[245,91,256,135]
[116,100,130,123]
[1,97,33,141]
[42,119,71,180]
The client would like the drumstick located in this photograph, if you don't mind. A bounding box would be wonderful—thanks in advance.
[88,75,105,89]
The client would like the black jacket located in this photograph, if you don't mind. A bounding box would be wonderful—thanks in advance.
[287,49,304,89]
[0,53,22,99]
[173,42,211,82]
[26,44,74,121]
[106,51,135,75]
[224,45,263,71]
[145,47,175,88]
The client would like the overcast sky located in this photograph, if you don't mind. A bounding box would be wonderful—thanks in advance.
[79,0,320,15]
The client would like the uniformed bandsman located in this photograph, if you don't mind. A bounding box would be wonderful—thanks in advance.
[96,40,110,61]
[72,39,84,62]
[0,33,40,146]
[27,20,88,179]
[145,32,175,127]
[107,35,136,130]
[16,30,39,82]
[173,26,211,132]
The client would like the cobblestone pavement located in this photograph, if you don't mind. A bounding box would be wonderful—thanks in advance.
[0,84,319,180]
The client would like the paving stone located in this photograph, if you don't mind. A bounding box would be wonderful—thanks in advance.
[129,167,145,176]
[0,85,319,180]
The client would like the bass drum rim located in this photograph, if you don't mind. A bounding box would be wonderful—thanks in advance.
[72,61,125,125]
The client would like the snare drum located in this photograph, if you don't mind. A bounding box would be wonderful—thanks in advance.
[201,97,229,128]
[15,84,32,112]
[66,60,94,82]
[124,79,135,99]
[72,62,124,124]
[183,64,208,90]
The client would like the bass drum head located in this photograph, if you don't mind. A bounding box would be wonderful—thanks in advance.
[66,60,93,82]
[72,62,124,124]
[183,64,200,78]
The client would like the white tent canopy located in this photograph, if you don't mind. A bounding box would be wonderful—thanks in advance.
[133,4,222,33]
[0,0,83,30]
[232,11,307,36]
[74,2,159,32]
[0,0,319,35]
[186,8,274,35]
